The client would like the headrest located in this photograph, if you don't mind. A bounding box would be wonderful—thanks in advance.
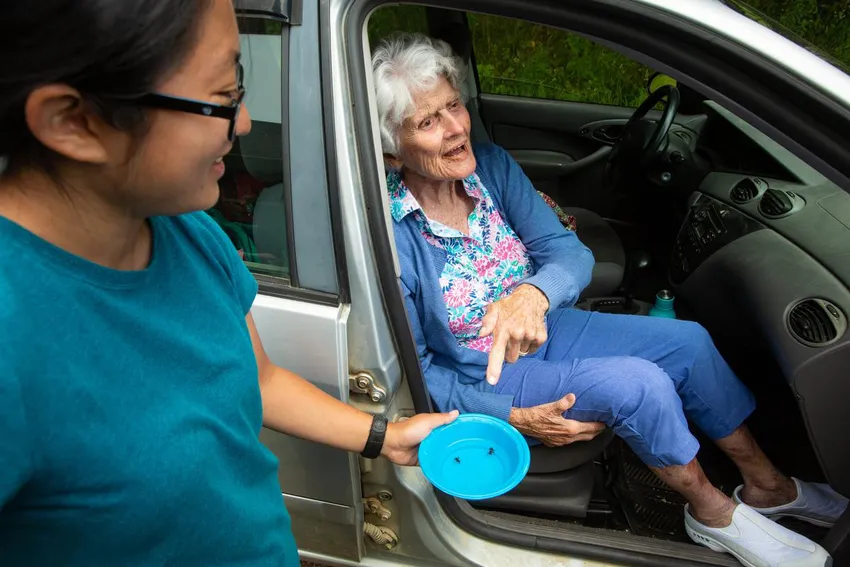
[433,22,472,61]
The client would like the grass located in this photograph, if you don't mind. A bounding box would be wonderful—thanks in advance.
[367,2,849,108]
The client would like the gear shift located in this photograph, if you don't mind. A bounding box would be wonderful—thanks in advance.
[620,251,651,313]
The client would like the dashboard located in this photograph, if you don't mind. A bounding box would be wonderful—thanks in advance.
[669,101,850,496]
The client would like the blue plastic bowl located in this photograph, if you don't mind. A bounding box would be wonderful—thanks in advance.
[418,413,531,500]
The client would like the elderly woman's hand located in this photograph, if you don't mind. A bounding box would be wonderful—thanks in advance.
[508,394,607,447]
[480,283,549,385]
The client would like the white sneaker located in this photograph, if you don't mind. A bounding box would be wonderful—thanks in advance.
[733,478,848,528]
[684,503,832,567]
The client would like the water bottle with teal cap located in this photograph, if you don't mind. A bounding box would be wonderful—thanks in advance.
[649,290,677,319]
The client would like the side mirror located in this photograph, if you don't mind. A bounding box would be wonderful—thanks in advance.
[647,72,678,95]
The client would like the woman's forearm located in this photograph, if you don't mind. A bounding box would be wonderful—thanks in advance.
[245,313,373,452]
[259,363,372,452]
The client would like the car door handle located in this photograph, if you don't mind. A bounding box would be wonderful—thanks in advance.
[509,146,611,176]
[592,125,624,143]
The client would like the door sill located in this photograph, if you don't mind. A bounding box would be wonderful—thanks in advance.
[438,493,741,567]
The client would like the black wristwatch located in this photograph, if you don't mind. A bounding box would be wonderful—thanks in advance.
[360,415,388,459]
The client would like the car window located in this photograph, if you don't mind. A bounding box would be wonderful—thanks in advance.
[468,14,656,107]
[722,0,850,73]
[367,7,656,108]
[207,17,290,280]
[367,5,428,47]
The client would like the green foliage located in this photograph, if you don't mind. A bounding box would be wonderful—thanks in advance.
[264,20,283,35]
[468,14,650,107]
[366,2,850,108]
[727,0,849,70]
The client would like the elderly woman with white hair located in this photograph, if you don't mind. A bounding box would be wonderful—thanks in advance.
[372,32,845,566]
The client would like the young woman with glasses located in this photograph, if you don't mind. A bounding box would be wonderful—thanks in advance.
[0,1,456,565]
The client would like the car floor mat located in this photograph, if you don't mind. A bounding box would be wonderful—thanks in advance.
[611,439,830,544]
[613,442,692,541]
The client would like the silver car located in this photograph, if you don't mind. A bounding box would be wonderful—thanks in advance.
[218,0,850,565]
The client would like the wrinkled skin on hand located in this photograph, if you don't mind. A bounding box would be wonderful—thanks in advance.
[479,283,549,385]
[508,394,607,447]
[478,285,605,445]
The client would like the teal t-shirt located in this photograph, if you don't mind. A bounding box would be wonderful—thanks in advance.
[0,212,299,566]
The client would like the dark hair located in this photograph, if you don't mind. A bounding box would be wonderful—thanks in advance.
[0,0,212,175]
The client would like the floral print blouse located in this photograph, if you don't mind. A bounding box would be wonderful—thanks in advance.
[388,170,532,353]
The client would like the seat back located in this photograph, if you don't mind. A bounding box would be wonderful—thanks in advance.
[431,21,577,232]
[432,21,490,145]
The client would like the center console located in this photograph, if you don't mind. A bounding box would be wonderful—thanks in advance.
[575,296,652,316]
[670,194,765,284]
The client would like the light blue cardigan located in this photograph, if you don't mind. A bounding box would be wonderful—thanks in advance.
[393,143,595,421]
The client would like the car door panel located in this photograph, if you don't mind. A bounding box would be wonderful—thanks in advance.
[481,93,640,148]
[253,296,355,506]
[479,93,655,213]
[252,299,363,561]
[506,147,610,180]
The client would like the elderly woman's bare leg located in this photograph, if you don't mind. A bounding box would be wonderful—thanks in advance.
[535,308,847,529]
[716,425,848,529]
[651,461,833,567]
[715,425,797,507]
[650,459,735,527]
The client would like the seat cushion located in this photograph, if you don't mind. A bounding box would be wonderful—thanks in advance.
[529,428,615,474]
[562,207,625,297]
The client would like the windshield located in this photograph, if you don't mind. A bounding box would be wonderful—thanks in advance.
[720,0,850,74]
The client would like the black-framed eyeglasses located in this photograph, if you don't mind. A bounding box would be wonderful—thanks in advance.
[136,63,246,142]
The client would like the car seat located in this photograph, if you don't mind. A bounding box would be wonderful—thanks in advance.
[438,21,627,297]
[430,18,617,518]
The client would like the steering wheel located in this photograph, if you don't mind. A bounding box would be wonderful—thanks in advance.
[604,85,680,191]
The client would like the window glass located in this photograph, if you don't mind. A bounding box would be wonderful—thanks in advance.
[468,15,655,107]
[207,17,289,279]
[723,1,849,73]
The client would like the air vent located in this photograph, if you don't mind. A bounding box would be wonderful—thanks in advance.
[787,299,846,347]
[758,188,804,219]
[730,178,759,203]
[759,189,793,216]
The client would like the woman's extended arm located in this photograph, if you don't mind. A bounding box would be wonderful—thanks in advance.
[247,314,457,465]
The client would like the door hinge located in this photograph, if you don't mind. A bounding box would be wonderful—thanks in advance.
[363,489,397,549]
[363,522,398,549]
[349,371,387,403]
[363,496,392,521]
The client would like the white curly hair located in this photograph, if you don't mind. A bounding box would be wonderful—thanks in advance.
[371,32,468,156]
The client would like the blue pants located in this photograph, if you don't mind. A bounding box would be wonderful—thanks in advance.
[493,309,756,467]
